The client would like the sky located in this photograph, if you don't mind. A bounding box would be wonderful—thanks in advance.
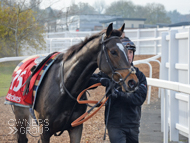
[41,0,190,15]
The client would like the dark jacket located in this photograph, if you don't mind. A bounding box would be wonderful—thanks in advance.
[88,65,147,128]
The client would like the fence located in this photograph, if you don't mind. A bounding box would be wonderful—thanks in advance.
[147,78,190,143]
[133,53,161,104]
[159,27,190,143]
[46,37,85,53]
[43,26,190,56]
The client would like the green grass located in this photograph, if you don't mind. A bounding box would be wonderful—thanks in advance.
[0,74,12,97]
[0,62,19,97]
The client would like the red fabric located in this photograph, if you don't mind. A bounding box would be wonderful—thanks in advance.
[6,57,38,105]
[6,53,59,105]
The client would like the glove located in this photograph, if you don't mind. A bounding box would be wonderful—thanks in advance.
[99,77,110,87]
[112,88,120,99]
[87,74,100,87]
[91,73,100,78]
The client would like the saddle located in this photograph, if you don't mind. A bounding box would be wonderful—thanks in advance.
[23,52,57,96]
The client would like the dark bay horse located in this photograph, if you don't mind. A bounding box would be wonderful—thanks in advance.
[13,23,138,143]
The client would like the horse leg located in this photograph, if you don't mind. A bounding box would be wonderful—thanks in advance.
[34,107,52,143]
[14,106,29,143]
[68,124,83,143]
[37,130,51,143]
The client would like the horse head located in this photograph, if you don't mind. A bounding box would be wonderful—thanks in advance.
[97,23,138,92]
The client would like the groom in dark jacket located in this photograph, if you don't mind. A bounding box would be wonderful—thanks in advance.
[88,37,147,143]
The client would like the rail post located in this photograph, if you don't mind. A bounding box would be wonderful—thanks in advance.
[169,30,179,141]
[160,32,169,132]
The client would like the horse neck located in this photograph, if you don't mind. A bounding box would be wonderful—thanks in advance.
[64,37,101,95]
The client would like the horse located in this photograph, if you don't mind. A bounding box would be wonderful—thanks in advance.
[13,23,139,143]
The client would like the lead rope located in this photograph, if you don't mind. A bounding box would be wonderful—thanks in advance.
[71,82,113,127]
[103,97,111,140]
[103,82,113,140]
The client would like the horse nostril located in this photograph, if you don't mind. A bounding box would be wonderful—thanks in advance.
[128,79,136,90]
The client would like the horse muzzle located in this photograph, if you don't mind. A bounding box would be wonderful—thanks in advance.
[111,70,138,92]
[117,78,137,92]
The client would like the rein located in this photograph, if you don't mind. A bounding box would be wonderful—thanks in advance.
[59,61,95,106]
[71,82,113,127]
[60,61,77,101]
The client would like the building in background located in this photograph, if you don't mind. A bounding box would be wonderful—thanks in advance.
[100,18,146,29]
[56,14,121,32]
[55,15,147,31]
[44,7,190,32]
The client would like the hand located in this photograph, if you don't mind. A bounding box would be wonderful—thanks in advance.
[91,74,99,78]
[99,77,110,87]
[88,74,100,87]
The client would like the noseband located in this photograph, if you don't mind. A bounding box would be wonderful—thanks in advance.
[99,34,136,91]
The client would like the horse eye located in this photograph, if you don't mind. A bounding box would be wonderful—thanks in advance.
[110,50,118,56]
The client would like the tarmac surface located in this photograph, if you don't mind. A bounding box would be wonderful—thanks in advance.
[139,98,188,143]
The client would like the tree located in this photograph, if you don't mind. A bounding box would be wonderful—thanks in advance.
[133,5,148,19]
[167,10,181,24]
[0,0,45,57]
[68,2,97,16]
[93,0,106,14]
[104,1,171,24]
[104,0,136,18]
[144,3,171,24]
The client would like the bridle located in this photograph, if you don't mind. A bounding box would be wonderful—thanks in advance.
[98,34,136,91]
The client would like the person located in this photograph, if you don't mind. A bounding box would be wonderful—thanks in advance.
[88,37,147,143]
[121,32,125,38]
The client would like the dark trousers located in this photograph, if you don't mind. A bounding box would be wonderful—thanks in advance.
[107,125,139,143]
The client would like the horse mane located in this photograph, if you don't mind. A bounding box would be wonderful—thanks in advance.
[63,29,106,61]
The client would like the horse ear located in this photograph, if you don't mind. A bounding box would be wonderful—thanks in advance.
[106,23,113,37]
[118,23,125,32]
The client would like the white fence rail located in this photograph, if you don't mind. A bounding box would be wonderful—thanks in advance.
[0,53,50,63]
[159,27,190,143]
[15,25,190,55]
[147,78,190,143]
[46,37,85,53]
[43,26,190,56]
[134,53,161,104]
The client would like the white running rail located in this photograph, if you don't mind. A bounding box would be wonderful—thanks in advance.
[0,53,49,63]
[134,53,161,104]
[147,78,190,143]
